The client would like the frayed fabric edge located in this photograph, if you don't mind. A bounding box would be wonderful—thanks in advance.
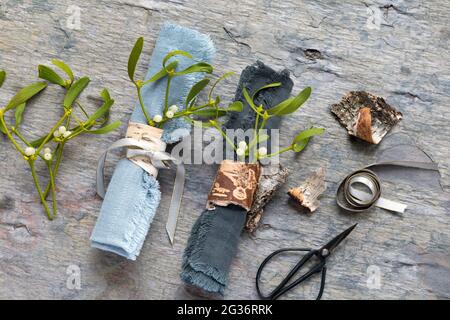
[181,210,228,294]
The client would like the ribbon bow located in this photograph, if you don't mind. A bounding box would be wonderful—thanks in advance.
[96,137,185,244]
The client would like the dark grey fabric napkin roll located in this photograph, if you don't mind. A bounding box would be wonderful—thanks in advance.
[181,61,293,295]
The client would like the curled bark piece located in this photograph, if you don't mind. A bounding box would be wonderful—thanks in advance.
[246,164,290,233]
[331,91,402,144]
[288,167,326,212]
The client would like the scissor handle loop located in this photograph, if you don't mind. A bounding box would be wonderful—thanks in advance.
[256,248,327,300]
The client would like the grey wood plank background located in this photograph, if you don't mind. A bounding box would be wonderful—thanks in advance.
[0,0,449,299]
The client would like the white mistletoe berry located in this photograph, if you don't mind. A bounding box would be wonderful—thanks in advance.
[168,105,178,113]
[165,111,174,119]
[24,147,36,156]
[153,114,162,123]
[44,147,51,155]
[236,148,245,157]
[63,131,72,138]
[53,130,61,138]
[238,141,247,150]
[58,126,67,134]
[258,147,267,156]
[44,153,52,161]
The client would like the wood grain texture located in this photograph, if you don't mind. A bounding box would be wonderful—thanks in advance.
[0,0,449,300]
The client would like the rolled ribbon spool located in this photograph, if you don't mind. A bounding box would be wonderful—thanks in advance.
[337,161,439,214]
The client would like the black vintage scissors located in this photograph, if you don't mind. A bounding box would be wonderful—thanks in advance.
[256,224,357,300]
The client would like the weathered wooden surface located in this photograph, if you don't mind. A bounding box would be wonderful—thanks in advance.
[0,0,449,300]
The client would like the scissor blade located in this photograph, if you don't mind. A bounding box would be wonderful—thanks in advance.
[321,224,357,254]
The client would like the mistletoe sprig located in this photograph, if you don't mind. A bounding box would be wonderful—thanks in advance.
[0,61,121,220]
[127,37,243,128]
[211,82,325,161]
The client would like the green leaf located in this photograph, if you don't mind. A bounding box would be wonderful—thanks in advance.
[63,77,90,108]
[252,82,281,101]
[87,99,115,123]
[14,102,26,127]
[224,101,243,112]
[100,88,111,102]
[128,37,144,82]
[5,81,47,111]
[95,89,112,124]
[268,97,293,114]
[38,65,66,87]
[143,61,179,85]
[174,62,213,76]
[186,78,210,106]
[87,120,121,134]
[0,70,6,88]
[52,59,74,82]
[242,87,258,113]
[268,87,312,115]
[192,119,218,128]
[182,115,194,124]
[293,139,308,152]
[192,108,227,118]
[162,50,192,70]
[189,97,198,109]
[293,127,325,143]
[30,135,46,147]
[292,127,324,152]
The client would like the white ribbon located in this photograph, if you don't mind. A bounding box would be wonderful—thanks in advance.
[96,137,185,245]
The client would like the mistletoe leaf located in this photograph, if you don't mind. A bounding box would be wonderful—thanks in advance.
[144,60,179,84]
[292,127,325,152]
[268,87,311,115]
[192,108,227,118]
[100,88,111,102]
[0,70,6,88]
[14,102,26,127]
[128,37,144,82]
[242,87,258,113]
[162,50,192,70]
[87,99,114,123]
[252,82,281,101]
[224,101,243,112]
[87,120,121,134]
[38,65,65,87]
[5,81,47,111]
[63,77,90,109]
[173,62,213,76]
[186,78,210,106]
[52,59,74,82]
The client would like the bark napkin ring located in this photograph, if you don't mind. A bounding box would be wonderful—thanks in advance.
[96,122,185,244]
[337,161,439,213]
[207,160,261,211]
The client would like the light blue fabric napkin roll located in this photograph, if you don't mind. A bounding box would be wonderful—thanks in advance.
[90,23,215,260]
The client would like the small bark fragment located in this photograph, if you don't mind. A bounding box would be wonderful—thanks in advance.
[331,91,402,144]
[288,167,326,212]
[246,164,290,233]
